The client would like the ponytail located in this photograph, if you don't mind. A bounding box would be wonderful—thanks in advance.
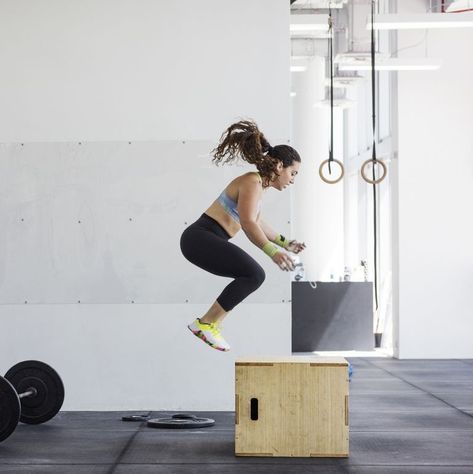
[212,120,301,184]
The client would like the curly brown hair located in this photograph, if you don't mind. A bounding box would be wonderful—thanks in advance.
[211,120,300,185]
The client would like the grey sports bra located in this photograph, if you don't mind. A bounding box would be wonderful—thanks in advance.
[216,173,262,224]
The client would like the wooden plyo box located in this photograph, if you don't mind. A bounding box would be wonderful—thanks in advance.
[235,356,349,457]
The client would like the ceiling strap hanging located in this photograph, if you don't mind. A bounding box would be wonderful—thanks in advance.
[361,0,387,185]
[363,0,386,318]
[319,6,344,184]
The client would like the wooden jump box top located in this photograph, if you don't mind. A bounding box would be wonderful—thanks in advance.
[235,356,348,366]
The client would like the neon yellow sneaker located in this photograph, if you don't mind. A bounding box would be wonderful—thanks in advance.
[187,318,230,352]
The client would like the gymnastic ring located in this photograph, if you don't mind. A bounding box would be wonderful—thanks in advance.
[318,159,344,184]
[361,158,387,184]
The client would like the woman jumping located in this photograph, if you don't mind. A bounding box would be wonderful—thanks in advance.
[180,120,306,352]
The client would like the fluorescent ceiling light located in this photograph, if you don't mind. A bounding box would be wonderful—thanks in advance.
[291,30,332,38]
[338,58,442,71]
[335,54,441,71]
[335,52,390,63]
[334,52,388,67]
[290,14,329,33]
[291,0,347,8]
[290,92,297,97]
[291,58,309,72]
[367,12,473,30]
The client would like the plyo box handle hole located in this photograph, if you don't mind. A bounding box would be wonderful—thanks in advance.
[250,398,258,421]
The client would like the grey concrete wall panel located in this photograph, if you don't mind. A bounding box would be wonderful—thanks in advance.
[0,141,290,304]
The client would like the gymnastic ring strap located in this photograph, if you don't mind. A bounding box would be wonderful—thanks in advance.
[361,158,387,184]
[320,9,344,185]
[328,9,334,172]
[369,0,380,313]
[319,159,345,184]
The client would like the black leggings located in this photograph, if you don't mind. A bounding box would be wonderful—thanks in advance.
[180,214,266,312]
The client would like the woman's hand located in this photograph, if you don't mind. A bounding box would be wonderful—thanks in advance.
[272,251,296,271]
[286,240,306,254]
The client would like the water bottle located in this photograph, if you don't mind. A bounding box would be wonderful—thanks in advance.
[291,256,305,282]
[343,266,351,282]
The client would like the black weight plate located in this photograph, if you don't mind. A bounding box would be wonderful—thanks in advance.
[170,413,195,420]
[147,413,215,429]
[5,360,64,425]
[0,376,21,442]
[122,415,150,422]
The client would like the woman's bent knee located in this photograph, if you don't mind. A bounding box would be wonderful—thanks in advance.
[250,266,266,290]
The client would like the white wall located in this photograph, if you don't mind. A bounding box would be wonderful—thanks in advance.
[0,0,292,410]
[0,303,290,410]
[291,57,344,283]
[395,8,473,357]
[0,0,289,142]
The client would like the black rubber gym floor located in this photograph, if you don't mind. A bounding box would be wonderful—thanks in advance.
[1,357,473,473]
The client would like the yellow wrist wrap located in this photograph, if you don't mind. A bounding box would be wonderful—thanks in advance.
[262,242,279,258]
[274,234,289,249]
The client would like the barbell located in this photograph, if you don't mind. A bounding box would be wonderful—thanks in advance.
[0,360,64,443]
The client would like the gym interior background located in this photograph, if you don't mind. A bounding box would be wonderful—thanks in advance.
[0,0,472,472]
